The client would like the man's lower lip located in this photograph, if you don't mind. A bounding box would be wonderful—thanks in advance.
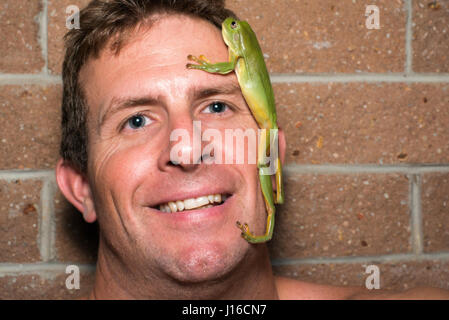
[152,194,232,214]
[155,201,226,215]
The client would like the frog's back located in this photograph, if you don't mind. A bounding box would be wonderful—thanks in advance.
[236,21,277,128]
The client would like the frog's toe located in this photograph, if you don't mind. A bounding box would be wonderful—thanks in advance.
[236,221,249,233]
[241,232,252,241]
[187,54,206,64]
[198,55,212,64]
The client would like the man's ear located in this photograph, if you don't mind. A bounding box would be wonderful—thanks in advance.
[55,158,97,223]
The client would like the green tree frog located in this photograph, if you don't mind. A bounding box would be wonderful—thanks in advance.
[186,17,284,243]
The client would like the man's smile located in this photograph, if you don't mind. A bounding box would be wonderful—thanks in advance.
[157,193,230,213]
[143,191,238,232]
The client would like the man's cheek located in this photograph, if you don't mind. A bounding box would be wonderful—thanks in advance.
[90,137,151,182]
[89,142,122,186]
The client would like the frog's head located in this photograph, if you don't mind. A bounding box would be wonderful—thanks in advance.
[221,17,243,52]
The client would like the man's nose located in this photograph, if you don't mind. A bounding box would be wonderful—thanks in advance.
[158,118,203,172]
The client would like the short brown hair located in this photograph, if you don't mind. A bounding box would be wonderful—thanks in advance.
[60,0,237,173]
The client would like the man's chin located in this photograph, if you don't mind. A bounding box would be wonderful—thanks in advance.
[163,240,248,284]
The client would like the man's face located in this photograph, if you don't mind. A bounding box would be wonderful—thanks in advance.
[80,15,268,283]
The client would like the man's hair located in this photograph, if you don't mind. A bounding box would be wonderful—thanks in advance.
[60,0,237,173]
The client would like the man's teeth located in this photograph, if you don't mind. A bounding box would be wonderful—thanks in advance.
[159,194,225,213]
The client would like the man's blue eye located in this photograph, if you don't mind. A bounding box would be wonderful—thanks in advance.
[127,114,148,129]
[206,102,227,113]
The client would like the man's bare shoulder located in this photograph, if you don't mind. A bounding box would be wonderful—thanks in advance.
[275,276,361,300]
[275,276,449,300]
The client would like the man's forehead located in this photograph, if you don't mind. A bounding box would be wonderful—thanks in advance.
[82,14,224,70]
[79,14,230,110]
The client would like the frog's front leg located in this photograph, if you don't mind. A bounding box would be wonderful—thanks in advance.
[186,54,237,75]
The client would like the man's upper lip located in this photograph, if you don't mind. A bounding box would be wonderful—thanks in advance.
[148,187,232,208]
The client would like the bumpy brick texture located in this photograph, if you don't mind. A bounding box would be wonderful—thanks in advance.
[0,85,62,170]
[0,0,45,73]
[422,173,449,253]
[275,83,449,165]
[269,173,411,259]
[413,1,449,72]
[0,179,42,263]
[226,0,406,73]
[0,270,94,299]
[273,260,449,291]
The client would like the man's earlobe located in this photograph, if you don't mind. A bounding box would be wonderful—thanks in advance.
[55,158,97,223]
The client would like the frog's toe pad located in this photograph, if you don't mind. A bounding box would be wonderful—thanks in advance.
[236,221,249,233]
[198,55,212,63]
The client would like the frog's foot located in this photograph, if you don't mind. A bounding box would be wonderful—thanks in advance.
[236,221,254,241]
[236,220,274,244]
[186,54,235,74]
[236,221,271,243]
[186,54,212,68]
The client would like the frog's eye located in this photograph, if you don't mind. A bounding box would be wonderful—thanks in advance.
[230,21,237,29]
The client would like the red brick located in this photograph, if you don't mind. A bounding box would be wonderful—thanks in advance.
[0,0,45,73]
[226,0,406,73]
[268,173,411,259]
[0,85,62,170]
[275,83,449,164]
[0,270,94,299]
[413,1,449,72]
[0,179,42,263]
[422,173,449,253]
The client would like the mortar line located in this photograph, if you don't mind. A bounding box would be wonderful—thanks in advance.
[271,73,449,83]
[405,0,413,74]
[284,164,449,175]
[0,169,55,181]
[0,74,61,85]
[39,177,54,262]
[1,165,448,178]
[410,174,424,254]
[3,251,449,272]
[0,262,96,276]
[271,252,449,266]
[38,0,49,74]
[1,73,449,85]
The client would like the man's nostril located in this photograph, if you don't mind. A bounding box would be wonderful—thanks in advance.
[169,160,180,166]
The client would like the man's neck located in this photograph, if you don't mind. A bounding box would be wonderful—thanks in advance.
[89,243,279,300]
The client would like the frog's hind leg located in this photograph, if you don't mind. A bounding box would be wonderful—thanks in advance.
[275,157,284,204]
[236,129,276,243]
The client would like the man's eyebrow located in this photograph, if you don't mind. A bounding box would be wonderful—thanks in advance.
[100,95,160,127]
[191,83,242,101]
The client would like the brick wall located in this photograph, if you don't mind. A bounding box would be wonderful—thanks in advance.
[0,0,448,299]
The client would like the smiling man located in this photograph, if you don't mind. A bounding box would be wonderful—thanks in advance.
[55,0,449,300]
